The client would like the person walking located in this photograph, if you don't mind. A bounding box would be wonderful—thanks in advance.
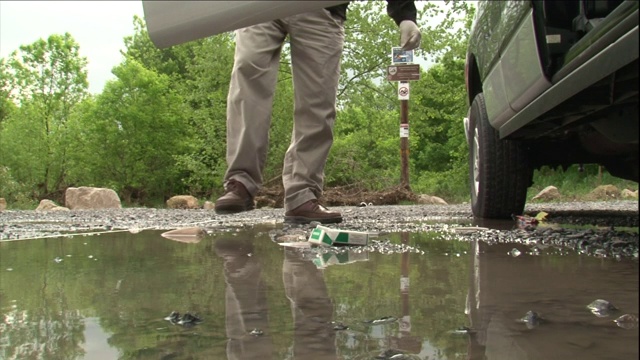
[214,1,421,224]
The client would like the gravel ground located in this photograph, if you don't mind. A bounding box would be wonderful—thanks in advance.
[1,200,638,258]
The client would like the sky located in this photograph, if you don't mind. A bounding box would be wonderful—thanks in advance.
[0,1,446,95]
[0,1,145,94]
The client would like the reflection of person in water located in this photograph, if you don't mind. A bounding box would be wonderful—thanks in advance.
[215,238,336,360]
[215,238,274,360]
[283,247,336,360]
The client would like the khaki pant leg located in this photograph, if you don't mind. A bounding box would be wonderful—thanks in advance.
[283,250,337,359]
[225,21,287,196]
[282,10,345,211]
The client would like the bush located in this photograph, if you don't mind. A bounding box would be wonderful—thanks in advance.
[0,166,37,209]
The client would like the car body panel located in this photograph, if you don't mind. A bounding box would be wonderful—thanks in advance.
[483,62,514,126]
[500,11,551,115]
[499,24,638,138]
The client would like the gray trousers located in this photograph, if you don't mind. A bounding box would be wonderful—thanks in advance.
[224,9,345,211]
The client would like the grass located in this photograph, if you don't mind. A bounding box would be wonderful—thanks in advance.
[527,165,638,202]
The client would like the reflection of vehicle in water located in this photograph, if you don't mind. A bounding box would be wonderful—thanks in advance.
[465,239,639,360]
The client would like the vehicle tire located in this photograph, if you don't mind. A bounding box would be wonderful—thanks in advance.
[468,93,532,219]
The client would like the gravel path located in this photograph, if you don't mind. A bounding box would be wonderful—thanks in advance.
[1,200,638,258]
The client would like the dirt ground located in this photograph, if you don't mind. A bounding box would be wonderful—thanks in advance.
[255,184,416,208]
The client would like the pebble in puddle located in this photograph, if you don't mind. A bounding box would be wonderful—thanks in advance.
[363,316,398,325]
[450,326,476,335]
[587,299,617,317]
[164,311,202,327]
[517,310,545,329]
[331,321,349,330]
[613,314,639,329]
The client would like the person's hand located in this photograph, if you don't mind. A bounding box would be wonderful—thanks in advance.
[399,20,421,50]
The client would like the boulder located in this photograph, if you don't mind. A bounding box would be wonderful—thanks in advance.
[0,197,6,211]
[588,185,620,200]
[203,201,215,210]
[65,187,122,210]
[166,195,200,209]
[36,199,69,211]
[416,194,448,205]
[621,189,638,199]
[161,227,205,243]
[532,186,561,201]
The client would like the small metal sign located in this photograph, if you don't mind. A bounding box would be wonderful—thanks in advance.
[391,47,414,64]
[398,81,410,100]
[400,124,409,138]
[387,64,420,81]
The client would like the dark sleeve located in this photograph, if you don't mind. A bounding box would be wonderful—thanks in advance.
[386,0,417,26]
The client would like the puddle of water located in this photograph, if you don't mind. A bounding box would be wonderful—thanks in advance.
[0,228,637,360]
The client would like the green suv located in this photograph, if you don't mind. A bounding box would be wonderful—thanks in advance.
[464,0,638,219]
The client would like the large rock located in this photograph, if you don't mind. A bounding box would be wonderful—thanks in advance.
[166,195,200,209]
[65,187,122,210]
[36,199,69,211]
[532,186,561,201]
[0,197,6,211]
[202,201,215,210]
[621,189,638,199]
[416,194,448,205]
[588,185,620,200]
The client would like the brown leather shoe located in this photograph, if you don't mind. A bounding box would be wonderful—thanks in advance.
[284,199,342,224]
[214,179,254,214]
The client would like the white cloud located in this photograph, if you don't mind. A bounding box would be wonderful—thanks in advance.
[0,1,144,94]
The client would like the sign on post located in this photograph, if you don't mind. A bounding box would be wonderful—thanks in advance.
[391,47,414,64]
[388,48,420,190]
[387,64,420,81]
[398,81,410,100]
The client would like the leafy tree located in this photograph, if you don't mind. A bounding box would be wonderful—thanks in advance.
[122,15,202,82]
[408,2,475,200]
[67,59,190,203]
[171,34,237,196]
[0,58,16,126]
[0,33,88,199]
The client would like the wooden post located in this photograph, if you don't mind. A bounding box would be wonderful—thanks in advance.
[400,98,410,190]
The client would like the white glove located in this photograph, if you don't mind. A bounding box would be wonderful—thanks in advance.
[399,20,421,50]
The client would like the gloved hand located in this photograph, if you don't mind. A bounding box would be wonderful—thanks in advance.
[399,20,421,50]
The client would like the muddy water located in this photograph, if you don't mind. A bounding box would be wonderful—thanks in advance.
[0,226,637,360]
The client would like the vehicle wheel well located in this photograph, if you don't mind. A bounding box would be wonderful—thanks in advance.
[466,54,483,106]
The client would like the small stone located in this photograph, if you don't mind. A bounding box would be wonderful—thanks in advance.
[587,299,617,317]
[332,322,349,330]
[364,316,398,325]
[509,248,522,257]
[164,311,180,323]
[613,314,639,329]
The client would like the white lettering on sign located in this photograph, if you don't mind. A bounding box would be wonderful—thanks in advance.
[398,81,410,100]
[400,124,409,138]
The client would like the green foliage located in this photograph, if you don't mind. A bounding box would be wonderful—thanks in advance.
[122,15,202,82]
[66,58,190,203]
[0,166,36,208]
[0,58,17,125]
[0,33,88,200]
